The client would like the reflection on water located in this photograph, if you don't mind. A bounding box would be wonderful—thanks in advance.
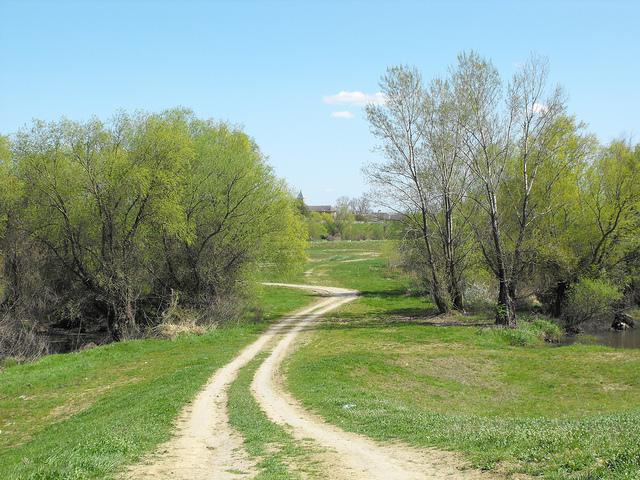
[559,328,640,349]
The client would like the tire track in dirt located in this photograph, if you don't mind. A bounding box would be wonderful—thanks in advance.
[125,288,336,480]
[252,283,497,480]
[126,283,497,479]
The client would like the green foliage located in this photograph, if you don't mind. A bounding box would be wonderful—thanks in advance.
[305,217,398,241]
[1,109,306,343]
[305,212,330,239]
[564,277,622,327]
[333,198,355,238]
[0,135,22,239]
[486,317,564,346]
[366,54,640,322]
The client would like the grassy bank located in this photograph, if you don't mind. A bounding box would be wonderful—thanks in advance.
[0,286,314,480]
[285,241,640,479]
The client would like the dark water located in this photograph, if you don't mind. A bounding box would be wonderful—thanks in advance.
[559,328,640,349]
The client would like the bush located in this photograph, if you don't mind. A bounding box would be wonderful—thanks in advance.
[2,109,306,347]
[564,277,622,328]
[483,316,563,346]
[464,281,495,311]
[529,318,564,342]
[0,314,49,361]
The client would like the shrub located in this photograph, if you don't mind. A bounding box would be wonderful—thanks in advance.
[530,318,564,342]
[483,316,563,346]
[0,314,49,361]
[2,109,306,347]
[564,277,622,327]
[464,281,495,311]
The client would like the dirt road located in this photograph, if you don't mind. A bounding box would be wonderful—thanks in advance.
[127,283,493,479]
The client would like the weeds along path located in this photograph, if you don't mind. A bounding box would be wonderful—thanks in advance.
[252,283,496,480]
[125,286,338,480]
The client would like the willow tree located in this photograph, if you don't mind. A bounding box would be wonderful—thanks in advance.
[14,112,192,339]
[538,139,640,316]
[8,109,306,341]
[452,52,573,325]
[365,66,451,313]
[160,118,306,312]
[0,136,13,243]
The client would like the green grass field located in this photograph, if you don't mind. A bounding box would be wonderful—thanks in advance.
[0,286,314,480]
[285,241,640,479]
[3,240,639,479]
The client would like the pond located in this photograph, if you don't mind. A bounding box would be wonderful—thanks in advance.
[559,328,640,349]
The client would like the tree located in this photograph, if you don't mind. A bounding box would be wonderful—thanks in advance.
[365,66,451,313]
[452,52,572,325]
[160,119,306,308]
[4,109,307,342]
[348,195,371,220]
[0,136,16,240]
[420,77,472,310]
[14,112,192,339]
[334,196,355,239]
[540,139,640,316]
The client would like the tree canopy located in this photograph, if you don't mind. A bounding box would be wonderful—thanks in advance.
[366,53,640,326]
[0,109,306,342]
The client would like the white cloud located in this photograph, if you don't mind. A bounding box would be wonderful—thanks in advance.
[323,91,386,106]
[532,102,548,114]
[330,111,355,119]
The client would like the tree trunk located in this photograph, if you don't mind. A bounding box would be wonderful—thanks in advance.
[103,303,122,342]
[107,295,137,341]
[450,280,464,311]
[487,194,516,326]
[443,193,464,311]
[420,210,450,315]
[496,280,516,326]
[431,284,450,314]
[427,254,450,314]
[552,281,568,318]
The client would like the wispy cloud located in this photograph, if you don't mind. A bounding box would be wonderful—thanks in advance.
[330,110,355,119]
[323,91,386,106]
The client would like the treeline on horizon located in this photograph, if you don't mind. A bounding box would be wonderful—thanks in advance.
[365,52,640,327]
[0,109,306,359]
[298,196,402,241]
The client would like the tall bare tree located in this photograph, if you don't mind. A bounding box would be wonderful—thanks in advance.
[420,78,472,310]
[452,52,570,325]
[365,66,451,313]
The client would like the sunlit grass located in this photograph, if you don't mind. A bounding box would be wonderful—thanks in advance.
[0,286,314,480]
[285,240,640,479]
[228,354,321,480]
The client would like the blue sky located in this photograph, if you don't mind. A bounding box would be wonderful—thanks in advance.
[1,0,639,204]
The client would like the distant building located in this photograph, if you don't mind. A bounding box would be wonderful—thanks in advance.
[296,192,401,221]
[306,205,337,215]
[297,192,337,217]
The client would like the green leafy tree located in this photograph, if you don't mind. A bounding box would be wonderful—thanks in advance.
[161,118,306,308]
[334,197,355,239]
[4,109,306,342]
[14,112,192,339]
[540,140,640,315]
